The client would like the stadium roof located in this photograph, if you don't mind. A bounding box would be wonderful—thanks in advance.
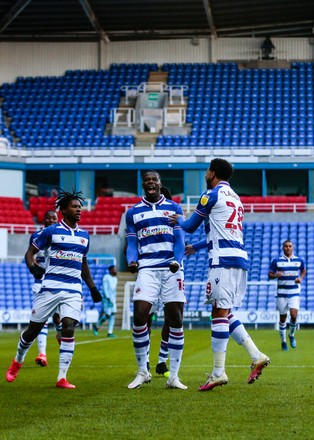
[0,0,313,43]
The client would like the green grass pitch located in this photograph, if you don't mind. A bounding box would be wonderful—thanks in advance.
[0,328,313,440]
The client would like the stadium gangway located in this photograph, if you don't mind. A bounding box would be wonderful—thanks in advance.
[110,108,136,127]
[163,107,186,127]
[166,85,189,105]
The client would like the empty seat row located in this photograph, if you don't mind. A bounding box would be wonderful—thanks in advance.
[0,262,109,311]
[1,62,314,151]
[183,221,313,311]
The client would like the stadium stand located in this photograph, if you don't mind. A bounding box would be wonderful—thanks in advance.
[240,196,307,213]
[0,197,35,232]
[28,195,126,233]
[0,61,313,317]
[158,61,314,149]
[0,64,158,150]
[27,195,182,232]
[182,221,312,312]
[0,261,108,312]
[127,220,313,318]
[0,62,313,155]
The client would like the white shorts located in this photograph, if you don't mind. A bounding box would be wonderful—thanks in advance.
[276,296,300,315]
[32,283,42,295]
[30,290,83,323]
[204,267,247,309]
[133,268,185,305]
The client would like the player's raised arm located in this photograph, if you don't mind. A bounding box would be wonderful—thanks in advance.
[169,210,204,233]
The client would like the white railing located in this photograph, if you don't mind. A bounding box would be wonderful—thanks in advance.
[166,84,189,105]
[138,82,168,93]
[185,196,310,214]
[163,107,186,127]
[79,224,119,235]
[120,85,140,105]
[0,223,118,235]
[242,203,308,214]
[110,107,136,127]
[0,223,39,234]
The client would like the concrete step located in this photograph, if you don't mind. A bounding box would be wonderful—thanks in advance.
[149,71,168,82]
[135,133,158,146]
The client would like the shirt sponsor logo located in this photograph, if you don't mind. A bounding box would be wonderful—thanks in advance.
[55,250,83,262]
[140,226,172,238]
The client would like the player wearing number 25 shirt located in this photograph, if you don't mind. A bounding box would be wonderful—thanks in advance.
[170,158,270,392]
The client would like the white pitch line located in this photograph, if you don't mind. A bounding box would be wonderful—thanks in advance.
[182,364,314,369]
[75,333,160,345]
[76,335,131,345]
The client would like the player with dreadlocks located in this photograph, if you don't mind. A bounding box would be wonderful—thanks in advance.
[6,188,102,389]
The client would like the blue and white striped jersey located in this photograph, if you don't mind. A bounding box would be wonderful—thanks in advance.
[29,229,45,286]
[195,181,249,270]
[32,220,90,294]
[269,255,305,298]
[125,195,184,270]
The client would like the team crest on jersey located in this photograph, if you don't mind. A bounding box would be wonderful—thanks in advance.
[215,278,220,284]
[81,238,85,244]
[61,236,65,241]
[135,287,141,294]
[200,194,209,206]
[163,211,170,216]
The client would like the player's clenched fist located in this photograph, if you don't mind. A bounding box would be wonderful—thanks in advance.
[128,261,139,274]
[169,260,180,273]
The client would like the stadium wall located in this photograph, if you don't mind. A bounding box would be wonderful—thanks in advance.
[0,169,23,198]
[0,37,313,83]
[214,37,313,61]
[0,42,99,82]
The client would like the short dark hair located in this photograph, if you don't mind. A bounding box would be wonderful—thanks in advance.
[44,209,57,218]
[108,265,116,271]
[142,170,161,182]
[209,158,234,181]
[283,240,292,246]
